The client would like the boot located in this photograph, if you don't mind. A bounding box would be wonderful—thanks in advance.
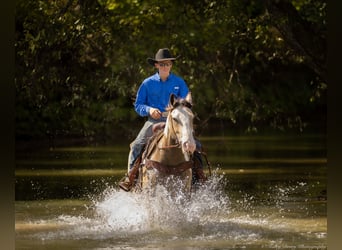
[192,151,207,185]
[118,155,142,192]
[118,174,133,192]
[193,166,207,184]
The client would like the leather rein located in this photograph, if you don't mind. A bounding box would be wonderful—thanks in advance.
[157,114,180,150]
[158,101,193,150]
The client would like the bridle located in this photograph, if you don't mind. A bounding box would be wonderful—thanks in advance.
[158,100,193,151]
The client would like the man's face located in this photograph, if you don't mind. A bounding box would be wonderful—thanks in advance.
[155,60,173,74]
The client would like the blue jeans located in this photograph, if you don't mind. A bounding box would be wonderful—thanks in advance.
[127,117,165,171]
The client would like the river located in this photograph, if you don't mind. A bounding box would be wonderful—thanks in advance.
[15,132,326,249]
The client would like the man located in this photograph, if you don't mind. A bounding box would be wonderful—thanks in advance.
[119,48,206,191]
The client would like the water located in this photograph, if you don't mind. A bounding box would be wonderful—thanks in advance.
[15,133,327,249]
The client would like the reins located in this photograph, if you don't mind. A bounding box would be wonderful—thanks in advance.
[158,113,180,150]
[158,143,180,150]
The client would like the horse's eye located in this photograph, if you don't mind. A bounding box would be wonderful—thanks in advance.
[172,117,181,124]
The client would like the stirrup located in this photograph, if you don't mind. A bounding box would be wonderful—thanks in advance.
[118,175,132,192]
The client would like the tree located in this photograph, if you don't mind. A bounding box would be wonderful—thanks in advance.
[15,0,326,142]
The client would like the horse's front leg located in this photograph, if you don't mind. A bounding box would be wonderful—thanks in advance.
[182,168,192,194]
[141,166,158,191]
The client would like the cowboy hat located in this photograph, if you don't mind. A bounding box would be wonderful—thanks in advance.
[147,48,180,66]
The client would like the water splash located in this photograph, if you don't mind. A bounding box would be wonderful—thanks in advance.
[18,172,326,248]
[94,171,230,234]
[26,171,230,240]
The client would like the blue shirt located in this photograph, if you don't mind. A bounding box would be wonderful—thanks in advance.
[134,72,189,117]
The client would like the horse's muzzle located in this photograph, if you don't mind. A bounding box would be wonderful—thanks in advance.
[183,141,196,154]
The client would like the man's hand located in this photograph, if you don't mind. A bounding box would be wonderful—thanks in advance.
[149,107,162,120]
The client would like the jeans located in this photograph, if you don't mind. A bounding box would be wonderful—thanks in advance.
[127,117,165,171]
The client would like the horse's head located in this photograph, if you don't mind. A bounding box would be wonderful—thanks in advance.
[165,93,196,159]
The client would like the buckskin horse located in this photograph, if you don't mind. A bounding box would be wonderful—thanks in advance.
[131,93,196,194]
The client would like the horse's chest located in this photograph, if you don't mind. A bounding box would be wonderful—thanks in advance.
[150,148,184,165]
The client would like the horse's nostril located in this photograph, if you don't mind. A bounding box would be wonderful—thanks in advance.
[183,141,196,153]
[183,142,188,151]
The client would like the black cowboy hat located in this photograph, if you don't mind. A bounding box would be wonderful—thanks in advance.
[147,48,180,66]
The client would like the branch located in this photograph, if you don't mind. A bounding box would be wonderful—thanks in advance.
[265,0,327,82]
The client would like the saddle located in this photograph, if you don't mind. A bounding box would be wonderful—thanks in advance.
[152,122,166,134]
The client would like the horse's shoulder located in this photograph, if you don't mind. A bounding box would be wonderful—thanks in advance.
[143,129,164,159]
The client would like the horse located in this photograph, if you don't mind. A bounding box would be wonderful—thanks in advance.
[134,93,196,195]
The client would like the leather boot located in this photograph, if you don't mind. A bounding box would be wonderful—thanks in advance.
[194,166,207,183]
[192,151,207,184]
[118,174,133,192]
[118,155,142,192]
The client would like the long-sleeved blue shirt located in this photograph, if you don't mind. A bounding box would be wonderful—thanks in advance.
[134,72,189,117]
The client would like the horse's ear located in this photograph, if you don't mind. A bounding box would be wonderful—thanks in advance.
[170,93,177,106]
[185,92,193,105]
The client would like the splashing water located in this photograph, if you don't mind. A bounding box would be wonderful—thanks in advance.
[25,171,230,240]
[16,171,326,249]
[94,172,230,234]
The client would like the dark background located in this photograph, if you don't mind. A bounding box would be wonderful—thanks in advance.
[15,0,326,146]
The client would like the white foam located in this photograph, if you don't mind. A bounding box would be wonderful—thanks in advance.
[93,172,230,233]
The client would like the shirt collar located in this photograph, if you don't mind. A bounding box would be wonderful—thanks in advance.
[155,72,172,81]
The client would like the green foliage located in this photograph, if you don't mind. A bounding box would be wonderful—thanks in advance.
[15,0,326,141]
